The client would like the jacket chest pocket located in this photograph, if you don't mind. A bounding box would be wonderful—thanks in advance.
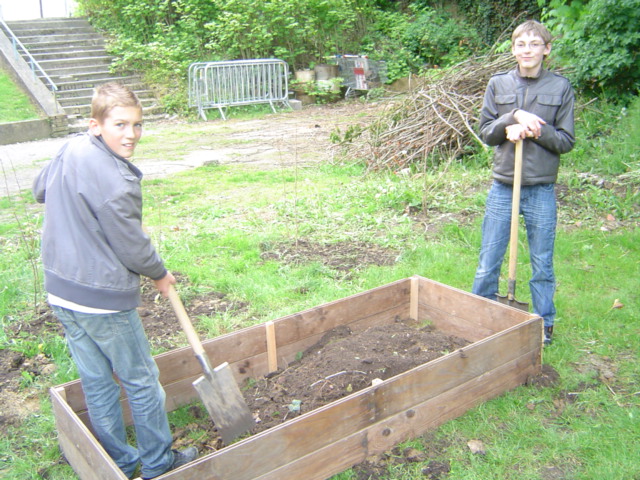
[534,94,562,121]
[495,94,516,115]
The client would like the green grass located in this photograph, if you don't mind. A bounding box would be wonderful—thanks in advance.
[1,95,638,479]
[0,71,40,123]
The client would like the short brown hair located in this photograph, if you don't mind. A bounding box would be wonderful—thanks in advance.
[512,20,552,45]
[90,83,142,123]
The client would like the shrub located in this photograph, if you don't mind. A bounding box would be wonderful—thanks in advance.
[455,0,542,45]
[402,6,482,68]
[544,0,640,97]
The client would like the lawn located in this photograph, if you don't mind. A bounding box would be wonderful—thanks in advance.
[0,70,40,123]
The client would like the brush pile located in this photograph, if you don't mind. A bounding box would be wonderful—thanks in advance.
[346,53,515,170]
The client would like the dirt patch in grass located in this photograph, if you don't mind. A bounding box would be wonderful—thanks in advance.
[260,239,399,273]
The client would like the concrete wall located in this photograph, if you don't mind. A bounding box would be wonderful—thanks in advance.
[1,118,49,145]
[0,114,67,145]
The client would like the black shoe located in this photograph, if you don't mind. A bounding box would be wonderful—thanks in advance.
[170,447,198,470]
[142,447,198,479]
[544,326,554,346]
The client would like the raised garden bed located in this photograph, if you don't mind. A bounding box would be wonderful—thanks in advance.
[50,275,542,480]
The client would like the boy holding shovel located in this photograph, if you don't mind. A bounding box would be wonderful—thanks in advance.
[471,20,575,345]
[33,83,198,478]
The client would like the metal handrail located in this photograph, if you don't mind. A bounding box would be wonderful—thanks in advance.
[0,16,58,94]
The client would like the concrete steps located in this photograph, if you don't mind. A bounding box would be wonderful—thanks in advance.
[3,17,163,132]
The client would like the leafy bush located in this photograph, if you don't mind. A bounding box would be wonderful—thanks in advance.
[543,0,640,97]
[402,7,482,68]
[358,9,415,81]
[77,0,378,111]
[456,0,542,45]
[360,5,482,83]
[203,0,370,70]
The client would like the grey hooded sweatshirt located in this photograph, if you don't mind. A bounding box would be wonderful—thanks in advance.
[33,133,167,311]
[479,67,575,185]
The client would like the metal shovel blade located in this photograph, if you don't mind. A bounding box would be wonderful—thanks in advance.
[496,293,529,311]
[193,360,255,445]
[497,279,529,311]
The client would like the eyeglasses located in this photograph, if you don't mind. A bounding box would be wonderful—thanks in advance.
[514,42,546,50]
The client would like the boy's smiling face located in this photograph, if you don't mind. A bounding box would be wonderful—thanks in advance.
[512,31,552,77]
[89,106,143,159]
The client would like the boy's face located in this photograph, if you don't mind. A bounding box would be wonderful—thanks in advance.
[512,31,551,77]
[89,106,143,159]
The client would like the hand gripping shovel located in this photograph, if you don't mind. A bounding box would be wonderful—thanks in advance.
[497,139,530,311]
[168,285,255,444]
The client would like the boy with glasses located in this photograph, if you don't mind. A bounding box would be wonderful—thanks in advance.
[471,20,575,345]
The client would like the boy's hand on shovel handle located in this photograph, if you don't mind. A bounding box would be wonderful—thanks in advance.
[154,271,176,297]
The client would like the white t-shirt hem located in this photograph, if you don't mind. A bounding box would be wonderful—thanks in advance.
[48,294,119,314]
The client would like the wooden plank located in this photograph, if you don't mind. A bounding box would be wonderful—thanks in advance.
[265,321,278,372]
[416,276,538,341]
[52,277,543,480]
[70,305,539,430]
[50,387,126,480]
[419,303,497,342]
[264,278,410,348]
[251,349,540,480]
[157,318,541,480]
[410,275,419,320]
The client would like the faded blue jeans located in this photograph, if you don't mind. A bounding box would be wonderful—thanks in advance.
[472,180,557,327]
[52,306,174,479]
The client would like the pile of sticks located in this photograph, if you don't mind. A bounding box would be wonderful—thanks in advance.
[349,53,516,170]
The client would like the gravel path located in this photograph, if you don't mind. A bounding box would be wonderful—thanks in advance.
[0,102,380,198]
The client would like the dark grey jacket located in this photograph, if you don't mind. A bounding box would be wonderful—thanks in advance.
[479,67,575,185]
[33,133,167,310]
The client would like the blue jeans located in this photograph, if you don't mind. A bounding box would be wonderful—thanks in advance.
[472,181,557,327]
[52,306,174,479]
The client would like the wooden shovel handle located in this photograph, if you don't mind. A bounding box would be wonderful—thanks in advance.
[507,140,523,295]
[168,285,206,357]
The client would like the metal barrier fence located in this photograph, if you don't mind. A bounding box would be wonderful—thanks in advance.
[188,59,291,120]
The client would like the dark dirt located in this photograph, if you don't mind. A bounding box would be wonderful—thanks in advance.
[246,319,470,433]
[168,317,471,459]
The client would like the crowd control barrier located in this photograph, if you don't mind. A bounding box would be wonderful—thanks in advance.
[189,59,291,120]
